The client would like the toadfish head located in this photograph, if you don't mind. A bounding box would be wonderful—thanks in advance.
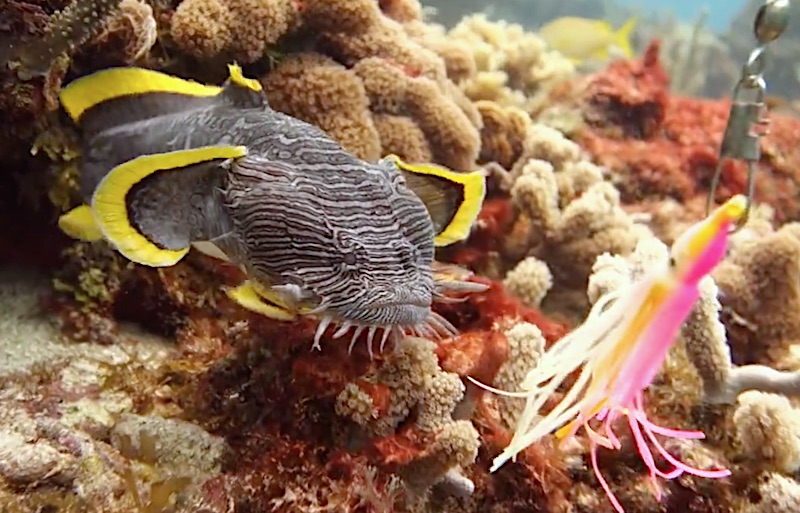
[222,154,485,351]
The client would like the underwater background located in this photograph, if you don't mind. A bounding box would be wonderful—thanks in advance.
[2,0,800,512]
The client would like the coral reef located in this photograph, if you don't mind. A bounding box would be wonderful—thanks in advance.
[170,0,482,170]
[713,223,800,366]
[409,14,579,134]
[4,0,800,512]
[170,0,301,63]
[0,268,227,512]
[452,121,647,319]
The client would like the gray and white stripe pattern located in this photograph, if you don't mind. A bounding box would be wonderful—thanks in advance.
[218,108,459,352]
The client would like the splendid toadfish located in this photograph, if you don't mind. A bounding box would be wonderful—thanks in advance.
[56,64,488,352]
[471,195,745,512]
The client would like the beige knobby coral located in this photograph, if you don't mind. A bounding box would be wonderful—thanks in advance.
[473,101,530,168]
[171,0,300,62]
[733,392,800,473]
[352,56,481,170]
[417,14,575,116]
[307,0,482,170]
[503,256,552,308]
[506,124,645,293]
[586,235,668,302]
[262,52,381,161]
[336,337,466,435]
[713,222,800,366]
[683,278,800,406]
[491,322,546,429]
[736,472,800,513]
[171,0,482,170]
[335,338,479,492]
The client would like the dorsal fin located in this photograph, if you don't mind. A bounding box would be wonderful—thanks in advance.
[59,67,222,137]
[220,63,269,108]
[59,64,269,139]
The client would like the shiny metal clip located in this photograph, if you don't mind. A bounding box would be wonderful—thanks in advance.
[706,0,790,230]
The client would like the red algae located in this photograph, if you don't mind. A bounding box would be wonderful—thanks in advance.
[580,40,800,222]
[436,330,509,385]
[442,197,515,274]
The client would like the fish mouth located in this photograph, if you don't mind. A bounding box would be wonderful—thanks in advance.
[309,309,458,358]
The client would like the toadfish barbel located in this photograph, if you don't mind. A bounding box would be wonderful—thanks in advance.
[56,64,488,352]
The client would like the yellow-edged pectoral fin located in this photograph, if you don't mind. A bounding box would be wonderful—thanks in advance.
[386,155,487,247]
[227,282,297,321]
[249,281,294,312]
[249,281,319,315]
[58,205,103,242]
[91,145,248,267]
[59,67,223,124]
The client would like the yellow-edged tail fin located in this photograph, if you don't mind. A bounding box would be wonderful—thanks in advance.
[385,155,486,247]
[58,204,103,242]
[91,145,247,267]
[613,17,637,58]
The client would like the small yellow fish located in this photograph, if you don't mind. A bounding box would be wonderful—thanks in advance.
[537,16,637,64]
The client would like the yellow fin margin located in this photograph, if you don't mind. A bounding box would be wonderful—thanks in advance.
[91,145,247,267]
[227,281,297,321]
[58,204,103,242]
[433,168,484,246]
[388,156,486,247]
[59,67,223,123]
[227,63,263,92]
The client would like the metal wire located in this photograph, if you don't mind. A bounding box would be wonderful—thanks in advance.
[706,0,790,231]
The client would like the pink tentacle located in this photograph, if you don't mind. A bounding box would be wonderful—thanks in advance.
[627,414,683,488]
[591,443,625,513]
[586,421,615,450]
[634,411,707,440]
[642,420,732,479]
[631,394,706,440]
